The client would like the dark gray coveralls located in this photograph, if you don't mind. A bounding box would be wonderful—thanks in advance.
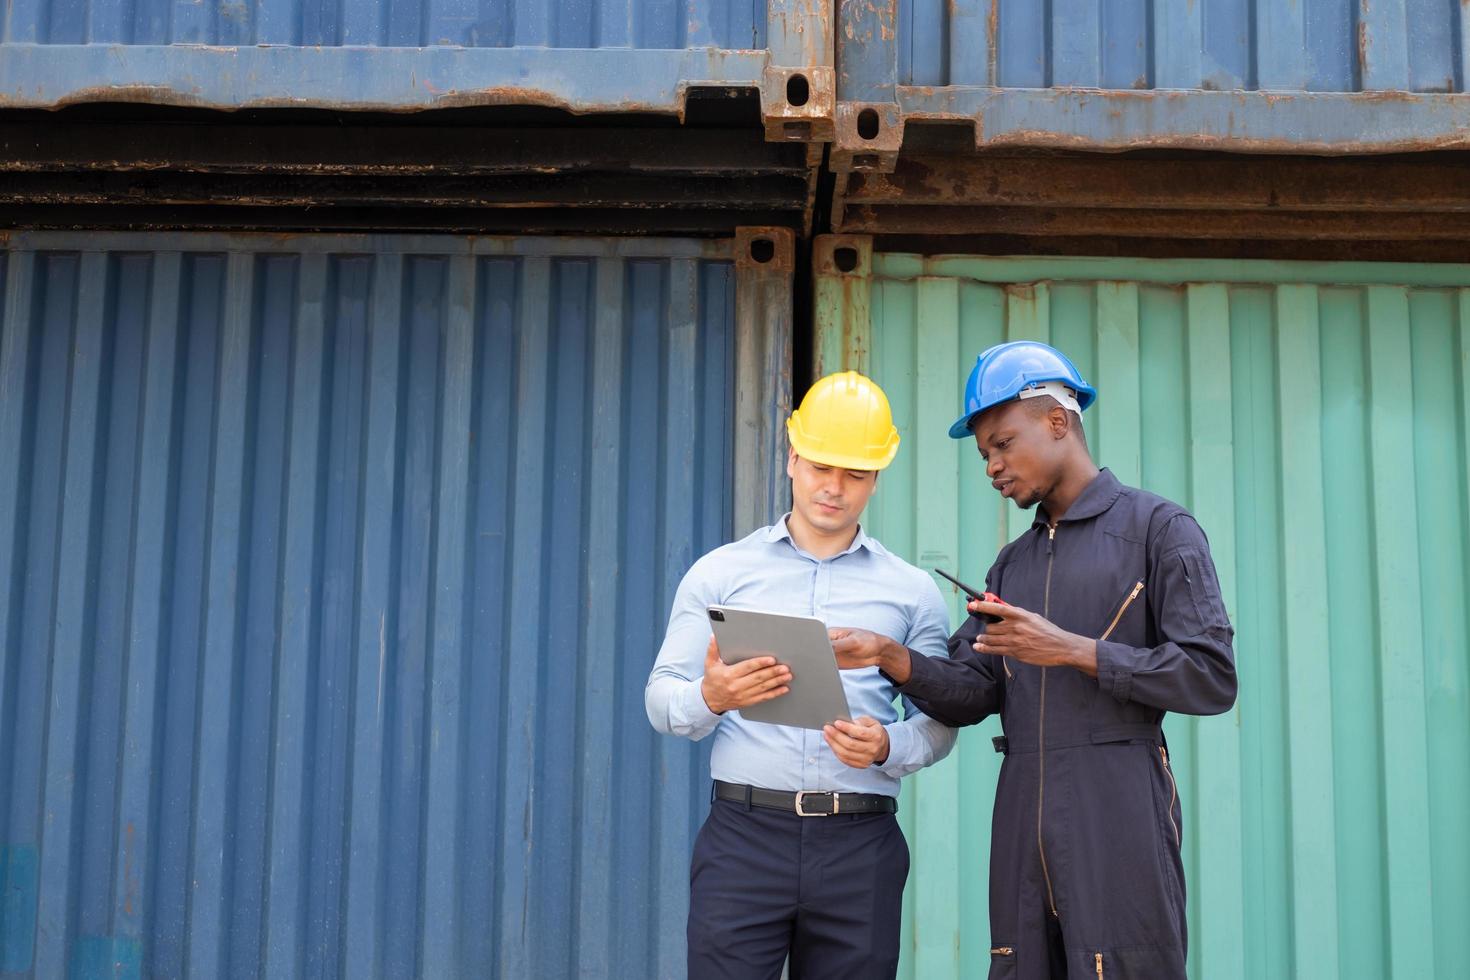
[898,469,1236,979]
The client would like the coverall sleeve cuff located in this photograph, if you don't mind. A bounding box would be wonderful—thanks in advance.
[874,721,916,773]
[893,647,943,700]
[1095,640,1135,704]
[673,678,723,738]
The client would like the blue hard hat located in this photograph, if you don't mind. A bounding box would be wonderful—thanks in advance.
[948,341,1097,439]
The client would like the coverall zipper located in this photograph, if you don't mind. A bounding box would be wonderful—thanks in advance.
[991,946,1014,956]
[1159,746,1180,847]
[1099,580,1145,642]
[1095,951,1105,977]
[1038,524,1058,918]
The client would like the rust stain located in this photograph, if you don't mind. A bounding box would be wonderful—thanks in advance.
[838,88,1470,160]
[841,282,869,369]
[735,227,796,275]
[1358,19,1370,77]
[0,82,693,119]
[967,126,1470,153]
[988,0,999,84]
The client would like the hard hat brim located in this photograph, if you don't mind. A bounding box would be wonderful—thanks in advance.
[947,412,979,440]
[947,385,1097,440]
[789,440,900,472]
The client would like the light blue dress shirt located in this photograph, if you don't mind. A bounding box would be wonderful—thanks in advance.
[645,517,957,797]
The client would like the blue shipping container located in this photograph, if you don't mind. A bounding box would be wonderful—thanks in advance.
[0,0,833,140]
[0,229,793,978]
[835,0,1470,168]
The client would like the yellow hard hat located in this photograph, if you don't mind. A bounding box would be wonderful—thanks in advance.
[786,371,900,471]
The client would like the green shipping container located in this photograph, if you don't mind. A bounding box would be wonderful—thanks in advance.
[811,239,1470,980]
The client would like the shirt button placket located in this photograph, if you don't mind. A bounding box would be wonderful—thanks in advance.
[812,559,833,789]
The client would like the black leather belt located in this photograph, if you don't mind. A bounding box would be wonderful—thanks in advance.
[713,780,898,817]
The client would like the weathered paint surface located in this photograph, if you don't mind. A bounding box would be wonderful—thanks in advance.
[835,0,1470,165]
[813,238,1470,980]
[0,0,834,138]
[0,230,791,979]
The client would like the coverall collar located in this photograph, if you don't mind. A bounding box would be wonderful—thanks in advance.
[1034,467,1124,529]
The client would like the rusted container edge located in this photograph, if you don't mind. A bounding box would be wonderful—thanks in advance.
[0,229,737,258]
[0,45,769,116]
[834,87,1470,170]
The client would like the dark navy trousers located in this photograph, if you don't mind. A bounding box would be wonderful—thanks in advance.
[687,797,910,980]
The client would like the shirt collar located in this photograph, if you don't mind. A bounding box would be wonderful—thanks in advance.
[767,513,879,559]
[1034,468,1124,528]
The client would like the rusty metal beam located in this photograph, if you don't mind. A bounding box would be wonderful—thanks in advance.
[0,172,806,210]
[0,109,820,236]
[0,120,812,176]
[833,151,1470,251]
[0,204,803,235]
[833,88,1470,173]
[844,153,1470,213]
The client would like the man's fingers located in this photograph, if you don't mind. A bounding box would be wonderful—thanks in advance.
[823,730,873,767]
[728,655,782,677]
[742,672,790,696]
[832,718,879,740]
[752,686,789,703]
[728,666,790,698]
[823,725,870,750]
[974,629,1010,648]
[822,728,858,753]
[969,600,1015,619]
[705,637,720,667]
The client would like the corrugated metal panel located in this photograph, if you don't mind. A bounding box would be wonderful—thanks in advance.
[834,0,1470,168]
[0,229,792,979]
[812,238,1470,980]
[0,0,833,140]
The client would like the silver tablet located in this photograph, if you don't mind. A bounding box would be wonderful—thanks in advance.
[707,606,853,731]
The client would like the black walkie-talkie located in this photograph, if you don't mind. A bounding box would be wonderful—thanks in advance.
[932,568,1007,624]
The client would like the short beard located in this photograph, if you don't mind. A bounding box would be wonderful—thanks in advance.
[1016,486,1046,510]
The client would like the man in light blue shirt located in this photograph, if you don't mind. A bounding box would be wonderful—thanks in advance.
[646,372,956,980]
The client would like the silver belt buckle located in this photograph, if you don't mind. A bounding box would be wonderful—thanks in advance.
[794,790,837,817]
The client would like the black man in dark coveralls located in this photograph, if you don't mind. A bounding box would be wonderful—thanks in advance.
[829,341,1237,979]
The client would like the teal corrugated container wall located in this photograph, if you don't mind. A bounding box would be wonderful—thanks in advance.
[813,239,1470,980]
[0,230,793,979]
